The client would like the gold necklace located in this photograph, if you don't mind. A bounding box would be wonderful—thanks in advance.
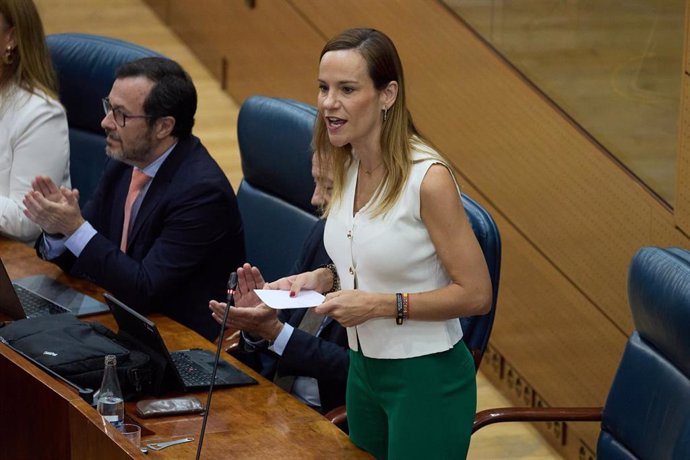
[360,161,383,175]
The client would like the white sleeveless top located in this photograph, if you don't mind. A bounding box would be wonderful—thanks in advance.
[324,145,463,359]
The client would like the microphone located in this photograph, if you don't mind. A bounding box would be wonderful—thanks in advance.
[195,272,237,460]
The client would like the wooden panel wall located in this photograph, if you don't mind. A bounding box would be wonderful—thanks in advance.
[146,1,690,458]
[143,0,168,21]
[166,0,324,101]
[677,2,690,235]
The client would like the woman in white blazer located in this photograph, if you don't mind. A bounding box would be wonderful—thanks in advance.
[269,28,492,459]
[0,0,70,242]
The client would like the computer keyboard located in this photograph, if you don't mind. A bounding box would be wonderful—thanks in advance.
[14,284,70,317]
[170,351,230,386]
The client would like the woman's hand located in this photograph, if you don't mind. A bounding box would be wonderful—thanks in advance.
[315,290,387,327]
[266,268,331,296]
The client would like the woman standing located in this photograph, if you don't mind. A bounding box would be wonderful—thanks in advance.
[0,0,70,242]
[273,28,492,459]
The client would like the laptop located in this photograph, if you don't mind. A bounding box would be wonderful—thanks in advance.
[0,256,109,321]
[104,293,257,392]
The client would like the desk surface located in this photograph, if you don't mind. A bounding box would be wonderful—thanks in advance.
[0,238,368,459]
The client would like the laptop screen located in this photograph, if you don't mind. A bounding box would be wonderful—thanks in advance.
[0,257,28,320]
[0,256,109,320]
[103,293,175,362]
[103,293,258,394]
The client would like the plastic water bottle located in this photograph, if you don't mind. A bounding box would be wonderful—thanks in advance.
[97,354,124,430]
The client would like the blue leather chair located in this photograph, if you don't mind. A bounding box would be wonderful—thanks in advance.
[236,95,319,282]
[473,247,690,459]
[461,193,501,370]
[46,33,162,206]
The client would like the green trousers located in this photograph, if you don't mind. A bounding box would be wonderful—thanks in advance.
[347,341,476,460]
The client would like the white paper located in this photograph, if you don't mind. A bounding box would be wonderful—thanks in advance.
[254,289,325,309]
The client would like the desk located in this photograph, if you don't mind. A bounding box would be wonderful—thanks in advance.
[0,238,368,459]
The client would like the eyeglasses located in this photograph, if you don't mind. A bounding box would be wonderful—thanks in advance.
[102,97,153,127]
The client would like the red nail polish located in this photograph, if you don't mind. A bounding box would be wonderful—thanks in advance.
[290,292,295,298]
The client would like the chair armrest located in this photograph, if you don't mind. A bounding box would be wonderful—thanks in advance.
[324,398,601,435]
[324,405,347,429]
[473,406,602,433]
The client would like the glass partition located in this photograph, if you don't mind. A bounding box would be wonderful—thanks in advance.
[443,0,685,204]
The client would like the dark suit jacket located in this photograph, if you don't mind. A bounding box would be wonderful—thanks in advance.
[39,136,245,341]
[233,219,348,413]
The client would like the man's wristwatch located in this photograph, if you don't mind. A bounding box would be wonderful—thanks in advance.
[242,331,269,351]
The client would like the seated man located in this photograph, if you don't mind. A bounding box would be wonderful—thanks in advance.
[23,57,244,341]
[209,154,347,414]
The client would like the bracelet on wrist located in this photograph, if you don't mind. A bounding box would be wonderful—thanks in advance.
[395,293,411,325]
[395,293,404,325]
[321,263,340,293]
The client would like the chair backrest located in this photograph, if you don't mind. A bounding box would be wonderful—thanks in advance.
[47,33,162,206]
[236,95,319,282]
[598,247,690,459]
[460,193,501,371]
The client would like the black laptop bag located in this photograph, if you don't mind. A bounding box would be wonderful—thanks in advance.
[0,314,154,400]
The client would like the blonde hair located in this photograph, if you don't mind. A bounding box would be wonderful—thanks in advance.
[0,0,58,99]
[314,28,450,217]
